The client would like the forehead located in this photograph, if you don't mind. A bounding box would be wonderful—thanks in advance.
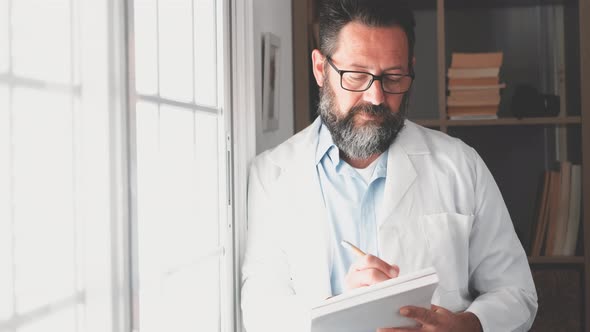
[333,22,409,68]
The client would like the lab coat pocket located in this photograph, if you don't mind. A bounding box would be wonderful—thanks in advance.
[378,215,432,274]
[421,212,473,311]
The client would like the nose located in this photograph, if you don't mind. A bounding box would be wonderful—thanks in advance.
[362,79,385,106]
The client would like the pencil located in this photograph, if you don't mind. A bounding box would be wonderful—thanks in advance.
[341,240,366,257]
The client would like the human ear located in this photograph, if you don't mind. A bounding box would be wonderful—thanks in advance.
[311,49,326,87]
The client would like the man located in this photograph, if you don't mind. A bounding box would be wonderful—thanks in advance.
[241,0,538,331]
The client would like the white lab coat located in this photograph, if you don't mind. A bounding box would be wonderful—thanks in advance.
[241,118,537,332]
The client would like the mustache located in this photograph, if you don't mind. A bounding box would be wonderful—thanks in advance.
[346,103,392,119]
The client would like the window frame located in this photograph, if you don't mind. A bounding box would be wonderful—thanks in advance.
[124,0,236,331]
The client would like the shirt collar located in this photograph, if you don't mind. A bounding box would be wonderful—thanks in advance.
[315,121,341,166]
[373,150,388,179]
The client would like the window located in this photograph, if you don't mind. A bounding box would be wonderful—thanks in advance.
[1,0,233,331]
[129,1,232,332]
[0,1,123,331]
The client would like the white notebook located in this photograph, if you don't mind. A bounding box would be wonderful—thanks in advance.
[311,267,439,332]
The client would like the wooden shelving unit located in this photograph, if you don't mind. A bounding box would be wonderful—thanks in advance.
[415,116,582,127]
[529,256,585,265]
[293,0,589,330]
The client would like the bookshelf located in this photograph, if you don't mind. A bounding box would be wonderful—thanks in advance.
[529,256,585,265]
[292,0,590,330]
[416,116,582,128]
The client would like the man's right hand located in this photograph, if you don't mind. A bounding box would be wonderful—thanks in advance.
[344,254,399,290]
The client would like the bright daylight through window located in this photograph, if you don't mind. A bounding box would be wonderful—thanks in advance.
[130,0,230,332]
[1,0,231,331]
[1,0,118,331]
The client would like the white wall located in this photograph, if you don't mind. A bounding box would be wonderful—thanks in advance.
[253,0,294,154]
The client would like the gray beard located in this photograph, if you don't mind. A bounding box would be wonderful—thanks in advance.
[318,82,409,160]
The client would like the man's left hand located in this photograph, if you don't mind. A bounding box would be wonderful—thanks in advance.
[377,305,483,332]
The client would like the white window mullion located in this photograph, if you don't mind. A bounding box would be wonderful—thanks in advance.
[0,0,15,321]
[136,93,219,114]
[190,0,196,106]
[69,6,83,332]
[125,0,140,330]
[0,74,15,330]
[216,1,235,332]
[70,1,85,330]
[229,0,258,330]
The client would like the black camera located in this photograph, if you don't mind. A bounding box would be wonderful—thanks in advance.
[511,84,560,119]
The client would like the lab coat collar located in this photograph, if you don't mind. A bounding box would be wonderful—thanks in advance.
[382,121,430,219]
[268,118,432,223]
[270,117,430,170]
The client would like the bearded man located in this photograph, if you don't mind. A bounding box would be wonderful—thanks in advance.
[241,1,538,331]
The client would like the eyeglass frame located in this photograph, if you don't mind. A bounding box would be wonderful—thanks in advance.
[325,56,415,94]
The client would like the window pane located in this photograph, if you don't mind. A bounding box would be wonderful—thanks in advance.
[0,86,12,321]
[17,306,76,332]
[159,0,193,102]
[194,0,217,106]
[135,100,159,278]
[0,0,8,73]
[133,1,226,330]
[12,87,76,314]
[194,111,220,251]
[12,0,72,83]
[134,0,158,95]
[138,256,220,332]
[136,104,222,332]
[161,255,220,332]
[158,106,206,265]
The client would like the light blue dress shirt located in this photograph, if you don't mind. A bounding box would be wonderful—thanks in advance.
[315,123,388,296]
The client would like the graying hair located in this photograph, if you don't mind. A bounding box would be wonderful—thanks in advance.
[319,0,416,64]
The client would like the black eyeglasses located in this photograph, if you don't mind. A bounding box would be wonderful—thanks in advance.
[325,57,414,94]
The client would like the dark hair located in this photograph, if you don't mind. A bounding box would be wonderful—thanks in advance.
[318,0,416,65]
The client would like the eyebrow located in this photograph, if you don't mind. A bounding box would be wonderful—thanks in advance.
[347,63,406,72]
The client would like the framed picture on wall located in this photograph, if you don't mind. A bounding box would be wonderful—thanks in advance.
[262,32,281,132]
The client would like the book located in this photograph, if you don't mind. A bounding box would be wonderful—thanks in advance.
[448,77,499,86]
[531,171,551,256]
[544,169,563,255]
[449,89,500,99]
[447,106,498,117]
[448,114,498,120]
[447,67,500,79]
[550,161,571,255]
[451,52,503,68]
[448,83,506,91]
[562,165,582,256]
[311,267,438,332]
[446,94,500,107]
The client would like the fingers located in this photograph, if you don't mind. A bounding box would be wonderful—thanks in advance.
[345,267,391,289]
[430,304,450,314]
[350,254,399,278]
[376,323,422,332]
[377,328,421,332]
[400,306,440,326]
[379,306,445,331]
[345,254,399,290]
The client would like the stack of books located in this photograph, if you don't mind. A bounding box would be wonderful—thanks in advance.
[446,52,506,120]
